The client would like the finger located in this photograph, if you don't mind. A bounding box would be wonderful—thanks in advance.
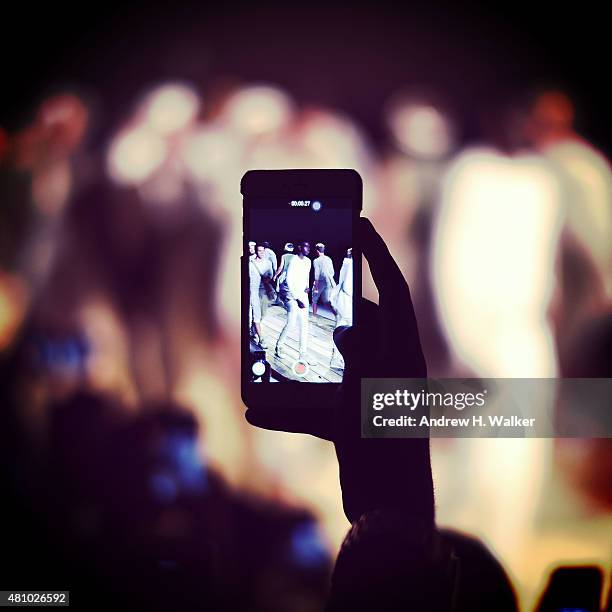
[333,298,376,364]
[360,217,409,306]
[360,217,426,377]
[333,324,356,359]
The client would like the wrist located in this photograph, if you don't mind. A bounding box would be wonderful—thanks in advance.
[335,438,435,524]
[329,509,457,610]
[347,508,435,543]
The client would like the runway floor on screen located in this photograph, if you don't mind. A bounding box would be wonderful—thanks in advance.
[260,304,344,383]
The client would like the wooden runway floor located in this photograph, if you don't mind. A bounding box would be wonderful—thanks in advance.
[259,304,345,382]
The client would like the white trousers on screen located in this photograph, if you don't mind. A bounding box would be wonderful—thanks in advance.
[277,299,309,355]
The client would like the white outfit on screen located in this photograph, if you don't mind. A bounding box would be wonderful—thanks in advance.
[333,256,353,327]
[313,254,336,304]
[249,257,273,324]
[265,247,278,275]
[277,252,294,294]
[277,255,311,355]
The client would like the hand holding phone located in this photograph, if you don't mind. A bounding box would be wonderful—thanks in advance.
[247,217,433,523]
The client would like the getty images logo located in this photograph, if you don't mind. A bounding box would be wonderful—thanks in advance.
[290,200,311,207]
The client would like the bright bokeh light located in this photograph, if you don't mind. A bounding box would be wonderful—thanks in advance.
[107,125,168,185]
[180,124,243,182]
[298,110,371,168]
[387,101,453,159]
[432,148,563,377]
[245,135,308,169]
[142,83,200,136]
[0,272,29,351]
[222,85,293,136]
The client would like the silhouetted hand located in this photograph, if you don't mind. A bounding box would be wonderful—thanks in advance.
[246,217,433,523]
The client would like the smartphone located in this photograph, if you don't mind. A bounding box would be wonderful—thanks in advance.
[536,566,603,612]
[241,169,362,409]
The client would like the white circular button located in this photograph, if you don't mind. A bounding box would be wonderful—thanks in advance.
[252,361,266,377]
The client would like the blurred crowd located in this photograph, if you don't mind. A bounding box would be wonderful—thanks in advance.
[1,81,611,609]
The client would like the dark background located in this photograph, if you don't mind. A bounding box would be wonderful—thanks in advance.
[250,207,352,275]
[1,0,610,155]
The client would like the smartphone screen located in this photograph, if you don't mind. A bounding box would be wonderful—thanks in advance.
[246,197,354,383]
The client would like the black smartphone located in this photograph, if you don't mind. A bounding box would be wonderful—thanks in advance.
[537,566,603,612]
[241,169,362,410]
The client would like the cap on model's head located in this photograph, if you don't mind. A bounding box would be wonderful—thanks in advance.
[315,242,325,251]
[284,242,294,252]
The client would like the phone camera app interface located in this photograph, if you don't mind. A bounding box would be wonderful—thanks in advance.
[247,198,353,383]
